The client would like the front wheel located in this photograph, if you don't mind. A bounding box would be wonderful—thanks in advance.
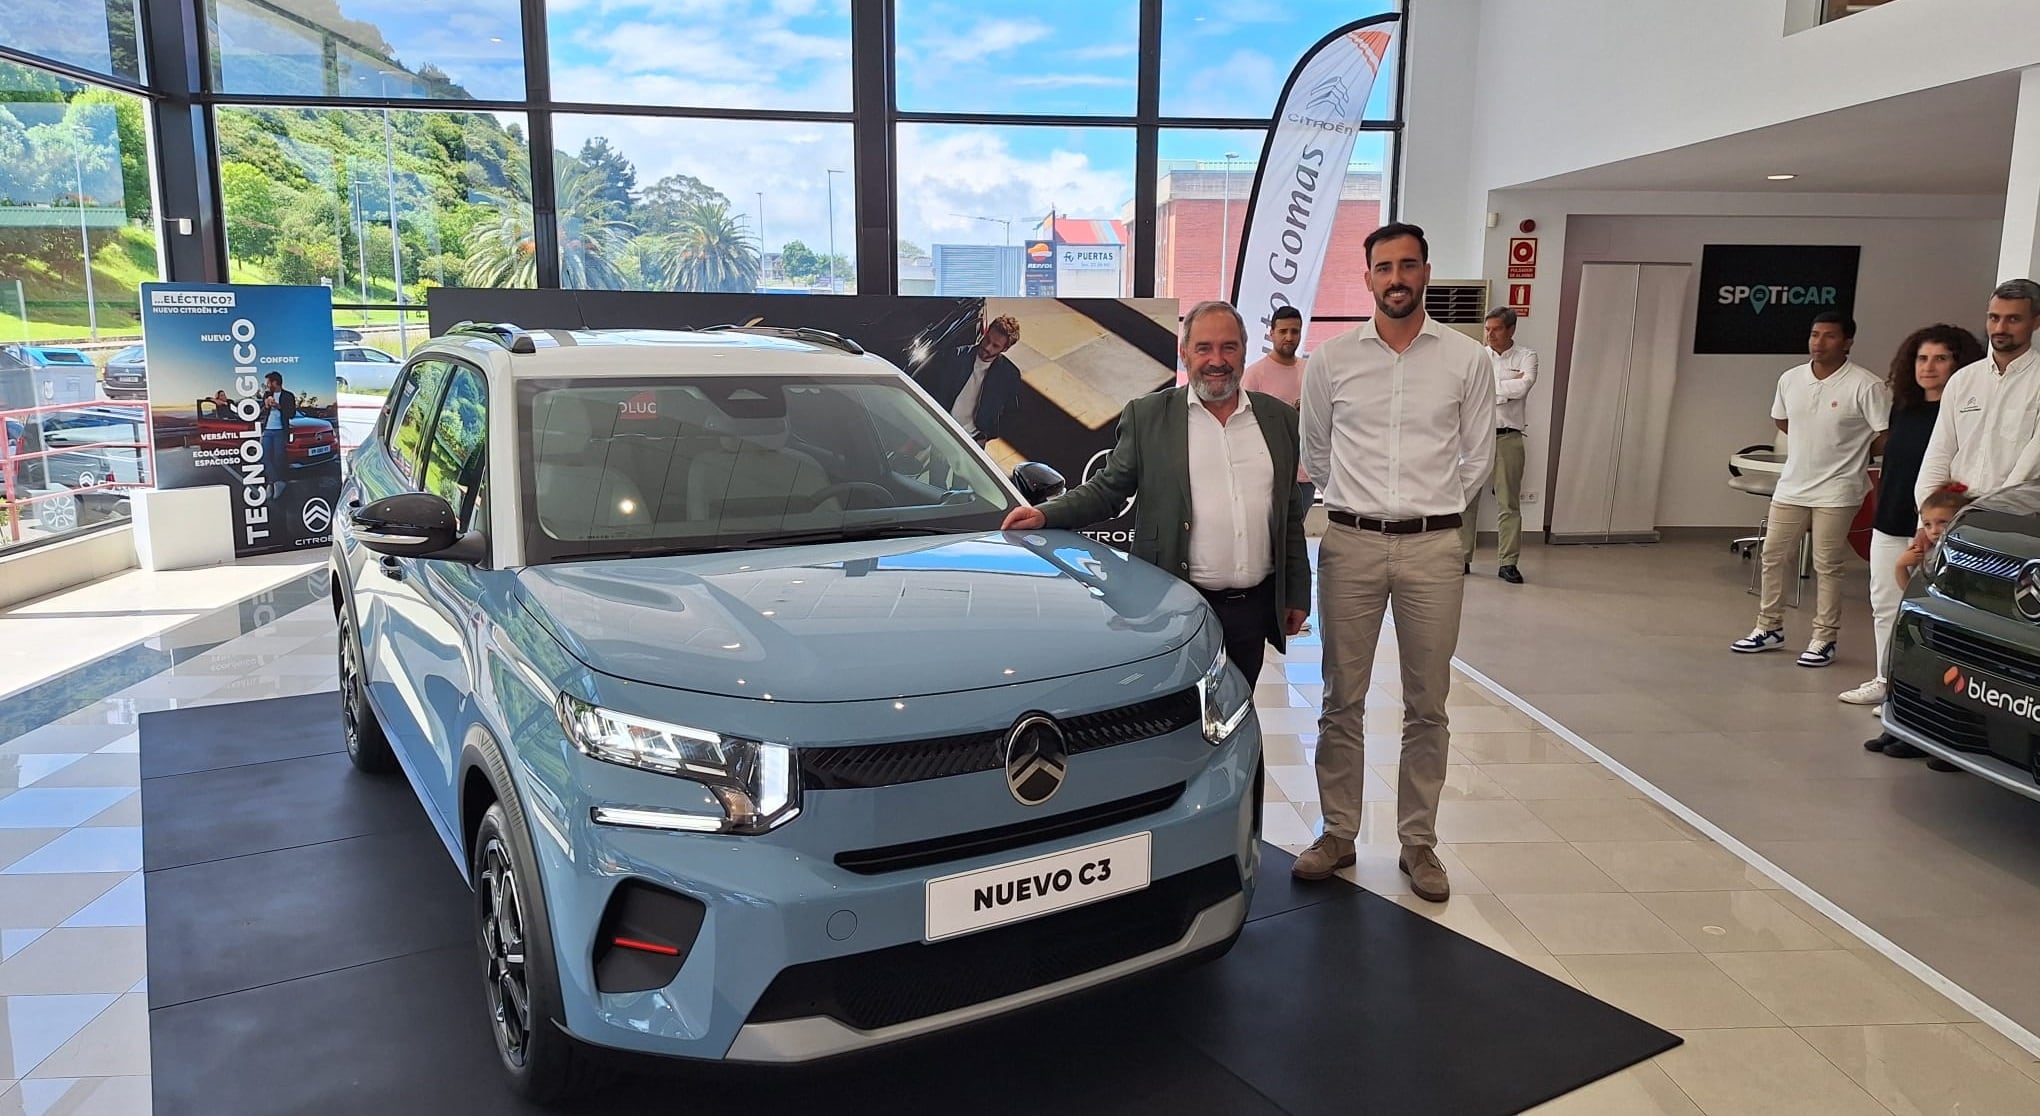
[473,802,604,1103]
[338,609,397,774]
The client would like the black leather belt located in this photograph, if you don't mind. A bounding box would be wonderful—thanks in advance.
[1497,427,1523,435]
[1327,510,1462,534]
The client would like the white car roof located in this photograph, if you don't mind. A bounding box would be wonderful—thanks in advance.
[427,327,897,380]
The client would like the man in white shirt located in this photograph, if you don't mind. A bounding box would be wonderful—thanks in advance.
[1002,301,1310,686]
[1458,306,1538,584]
[1915,279,2040,504]
[1731,312,1890,668]
[1293,222,1495,903]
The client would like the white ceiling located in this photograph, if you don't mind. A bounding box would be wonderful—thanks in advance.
[1508,72,2021,197]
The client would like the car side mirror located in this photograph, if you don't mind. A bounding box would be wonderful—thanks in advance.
[1011,461,1066,505]
[350,492,480,561]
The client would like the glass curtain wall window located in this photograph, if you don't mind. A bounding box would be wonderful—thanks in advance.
[214,106,533,357]
[0,58,160,551]
[6,0,148,84]
[547,116,854,294]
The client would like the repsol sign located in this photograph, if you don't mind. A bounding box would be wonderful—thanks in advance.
[1695,244,1860,354]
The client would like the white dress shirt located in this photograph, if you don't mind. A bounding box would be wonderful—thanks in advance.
[1490,343,1538,432]
[1769,360,1889,508]
[1186,391,1276,590]
[950,356,992,435]
[1916,348,2040,505]
[1302,316,1497,519]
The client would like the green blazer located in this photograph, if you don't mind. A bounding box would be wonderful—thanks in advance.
[1039,388,1311,652]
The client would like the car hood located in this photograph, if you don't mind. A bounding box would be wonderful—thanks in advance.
[1948,482,2040,562]
[513,531,1207,702]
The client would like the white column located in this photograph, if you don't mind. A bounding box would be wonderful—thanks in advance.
[2001,66,2040,283]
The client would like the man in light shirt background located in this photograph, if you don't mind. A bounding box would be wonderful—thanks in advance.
[1458,306,1537,584]
[1915,279,2040,503]
[1240,305,1312,502]
[1292,222,1495,903]
[1730,312,1890,669]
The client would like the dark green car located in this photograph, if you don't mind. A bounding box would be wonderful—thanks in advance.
[1885,483,2040,800]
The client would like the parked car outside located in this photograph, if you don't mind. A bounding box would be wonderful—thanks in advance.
[334,344,403,392]
[103,345,148,399]
[331,323,1262,1102]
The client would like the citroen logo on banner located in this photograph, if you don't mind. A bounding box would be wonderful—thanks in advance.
[2017,563,2040,622]
[1304,74,1352,116]
[1004,714,1069,806]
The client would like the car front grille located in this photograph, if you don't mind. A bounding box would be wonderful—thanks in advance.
[1924,624,2040,688]
[1943,541,2025,581]
[798,689,1201,790]
[1888,681,1991,753]
[745,856,1241,1032]
[833,784,1185,875]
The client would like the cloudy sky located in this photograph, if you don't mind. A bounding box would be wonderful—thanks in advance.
[229,0,1397,259]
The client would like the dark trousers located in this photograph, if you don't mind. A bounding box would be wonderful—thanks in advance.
[1196,576,1277,687]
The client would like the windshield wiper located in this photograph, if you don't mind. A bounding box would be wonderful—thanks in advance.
[743,524,955,547]
[557,543,744,562]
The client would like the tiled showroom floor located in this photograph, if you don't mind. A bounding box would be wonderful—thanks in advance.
[3,547,2040,1113]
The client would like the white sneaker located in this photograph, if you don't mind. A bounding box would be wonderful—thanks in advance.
[1797,640,1837,668]
[1839,677,1886,705]
[1730,628,1787,653]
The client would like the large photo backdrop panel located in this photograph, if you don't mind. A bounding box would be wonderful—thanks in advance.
[140,283,342,557]
[425,290,1180,544]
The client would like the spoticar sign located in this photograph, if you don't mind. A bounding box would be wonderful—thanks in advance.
[139,282,341,557]
[1694,244,1861,354]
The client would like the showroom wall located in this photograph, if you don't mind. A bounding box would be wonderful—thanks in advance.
[1463,0,2040,197]
[1474,190,2005,531]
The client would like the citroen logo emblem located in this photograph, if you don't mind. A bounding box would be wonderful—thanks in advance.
[2017,563,2040,622]
[1004,714,1068,806]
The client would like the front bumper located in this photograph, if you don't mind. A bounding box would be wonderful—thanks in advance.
[1884,595,2040,802]
[527,716,1262,1062]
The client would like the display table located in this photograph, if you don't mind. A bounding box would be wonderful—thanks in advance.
[1725,450,1879,561]
[132,485,235,572]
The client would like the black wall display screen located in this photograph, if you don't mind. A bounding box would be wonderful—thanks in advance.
[1694,244,1861,355]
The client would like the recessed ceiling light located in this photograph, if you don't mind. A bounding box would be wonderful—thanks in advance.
[1766,173,1798,181]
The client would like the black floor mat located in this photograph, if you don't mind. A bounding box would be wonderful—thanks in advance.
[142,695,1679,1116]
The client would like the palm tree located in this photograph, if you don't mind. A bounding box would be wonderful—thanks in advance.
[672,199,761,293]
[463,155,633,289]
[615,232,680,291]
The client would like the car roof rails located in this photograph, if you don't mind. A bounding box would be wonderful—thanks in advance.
[699,324,866,356]
[443,321,570,354]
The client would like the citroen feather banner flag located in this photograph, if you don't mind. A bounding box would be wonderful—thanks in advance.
[1231,16,1399,356]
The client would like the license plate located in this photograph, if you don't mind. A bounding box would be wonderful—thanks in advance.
[307,445,332,456]
[924,832,1151,942]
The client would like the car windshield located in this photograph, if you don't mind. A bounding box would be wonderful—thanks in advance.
[518,373,1017,562]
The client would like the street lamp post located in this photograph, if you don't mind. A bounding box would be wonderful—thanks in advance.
[377,73,407,353]
[825,169,845,292]
[70,135,98,340]
[1219,152,1238,301]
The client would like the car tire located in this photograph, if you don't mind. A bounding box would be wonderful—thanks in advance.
[338,609,398,774]
[33,488,77,533]
[473,801,606,1104]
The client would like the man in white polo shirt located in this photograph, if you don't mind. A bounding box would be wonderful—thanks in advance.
[1731,312,1890,667]
[1915,278,2040,503]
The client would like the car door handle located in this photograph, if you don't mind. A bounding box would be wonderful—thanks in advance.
[377,556,405,581]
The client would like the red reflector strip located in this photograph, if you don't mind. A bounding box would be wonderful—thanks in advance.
[612,936,680,956]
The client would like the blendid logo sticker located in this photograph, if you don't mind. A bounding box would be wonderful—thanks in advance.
[1948,665,2040,724]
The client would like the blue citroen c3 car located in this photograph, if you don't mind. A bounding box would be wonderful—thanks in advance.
[330,322,1263,1101]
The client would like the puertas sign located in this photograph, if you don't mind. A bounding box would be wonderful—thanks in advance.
[139,283,342,557]
[1695,245,1861,354]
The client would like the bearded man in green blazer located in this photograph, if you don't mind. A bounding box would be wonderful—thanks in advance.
[1002,300,1310,685]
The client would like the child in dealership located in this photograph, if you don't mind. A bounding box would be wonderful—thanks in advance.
[1893,484,1972,585]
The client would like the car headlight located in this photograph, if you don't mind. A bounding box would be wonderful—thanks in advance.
[557,696,800,834]
[1196,643,1253,744]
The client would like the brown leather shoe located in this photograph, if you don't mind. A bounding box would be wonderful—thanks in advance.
[1399,845,1451,902]
[1291,834,1356,880]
